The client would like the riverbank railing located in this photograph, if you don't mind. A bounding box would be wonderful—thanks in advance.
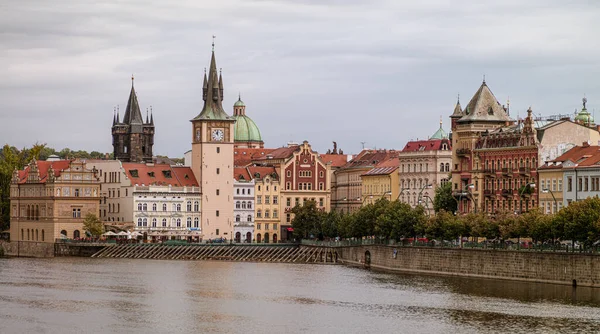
[301,239,600,254]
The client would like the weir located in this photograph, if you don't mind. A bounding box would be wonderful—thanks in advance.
[90,244,338,263]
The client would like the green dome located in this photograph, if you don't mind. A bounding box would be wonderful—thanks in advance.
[234,99,245,107]
[575,107,594,124]
[233,114,262,142]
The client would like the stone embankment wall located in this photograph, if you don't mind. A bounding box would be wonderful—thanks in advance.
[337,245,600,288]
[1,241,55,258]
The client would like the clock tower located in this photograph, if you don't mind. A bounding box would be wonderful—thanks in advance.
[190,47,236,241]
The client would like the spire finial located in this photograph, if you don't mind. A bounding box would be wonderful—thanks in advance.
[212,35,216,51]
[439,115,443,128]
[583,95,588,109]
[131,74,134,87]
[483,74,486,84]
[238,92,241,101]
[219,68,222,76]
[457,93,460,103]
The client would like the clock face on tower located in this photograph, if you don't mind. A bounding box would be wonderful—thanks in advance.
[211,129,224,141]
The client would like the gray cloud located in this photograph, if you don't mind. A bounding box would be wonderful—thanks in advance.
[1,0,600,155]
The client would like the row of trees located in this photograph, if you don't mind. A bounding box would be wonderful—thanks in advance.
[291,196,600,247]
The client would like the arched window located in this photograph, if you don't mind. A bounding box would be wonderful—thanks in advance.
[152,203,157,211]
[176,218,181,227]
[194,217,199,228]
[142,218,147,227]
[236,215,241,222]
[137,203,142,211]
[247,215,252,222]
[236,201,241,209]
[152,218,157,227]
[273,210,278,218]
[265,210,270,218]
[162,218,167,227]
[194,201,199,211]
[176,204,181,211]
[142,203,147,211]
[162,203,167,211]
[440,163,444,172]
[41,229,45,241]
[187,217,192,228]
[257,210,262,218]
[445,163,450,172]
[36,229,38,241]
[187,201,192,211]
[137,218,143,227]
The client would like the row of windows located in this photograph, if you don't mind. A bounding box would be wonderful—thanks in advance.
[541,200,563,214]
[484,157,537,170]
[401,163,430,173]
[285,182,325,190]
[540,178,562,192]
[256,209,278,218]
[363,184,392,195]
[108,203,120,213]
[137,217,200,228]
[400,179,430,190]
[236,188,252,195]
[256,223,278,231]
[567,176,600,193]
[287,170,324,178]
[257,185,277,191]
[235,215,253,222]
[484,199,536,212]
[25,204,40,220]
[485,178,536,191]
[285,197,325,207]
[136,201,200,212]
[21,228,45,241]
[235,201,253,209]
[256,196,278,205]
[108,188,125,198]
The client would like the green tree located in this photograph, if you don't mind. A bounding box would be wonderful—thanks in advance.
[433,181,457,213]
[291,200,325,239]
[554,197,600,246]
[82,213,104,237]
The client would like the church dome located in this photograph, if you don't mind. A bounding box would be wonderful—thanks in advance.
[233,114,262,142]
[234,98,246,107]
[575,97,594,125]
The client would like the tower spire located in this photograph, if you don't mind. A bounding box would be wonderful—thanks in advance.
[150,106,154,125]
[192,39,231,120]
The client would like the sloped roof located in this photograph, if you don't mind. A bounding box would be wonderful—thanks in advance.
[16,160,72,184]
[319,154,349,167]
[234,148,276,167]
[450,99,463,118]
[122,163,198,187]
[247,166,279,180]
[402,138,451,152]
[234,167,251,181]
[122,83,143,125]
[253,146,299,161]
[362,157,399,176]
[430,123,448,139]
[545,145,600,167]
[192,51,233,121]
[458,81,511,123]
[341,150,399,169]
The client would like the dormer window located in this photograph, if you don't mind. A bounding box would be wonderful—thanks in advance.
[148,171,155,177]
[488,107,494,115]
[162,170,172,178]
[130,170,139,178]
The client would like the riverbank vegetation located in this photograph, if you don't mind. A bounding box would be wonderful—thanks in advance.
[292,197,600,248]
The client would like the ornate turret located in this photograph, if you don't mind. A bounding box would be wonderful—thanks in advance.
[192,48,232,121]
[431,117,449,139]
[111,76,155,162]
[232,94,263,148]
[219,69,224,101]
[575,97,595,126]
[449,95,463,132]
[202,69,208,101]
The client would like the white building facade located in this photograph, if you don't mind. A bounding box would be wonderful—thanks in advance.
[233,178,255,243]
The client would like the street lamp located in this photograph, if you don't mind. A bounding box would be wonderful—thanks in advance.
[541,188,557,214]
[464,183,477,213]
[519,182,536,212]
[419,195,435,216]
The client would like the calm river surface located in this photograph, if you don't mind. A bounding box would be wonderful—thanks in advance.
[1,258,600,333]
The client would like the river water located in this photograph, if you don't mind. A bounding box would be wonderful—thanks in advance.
[1,258,599,333]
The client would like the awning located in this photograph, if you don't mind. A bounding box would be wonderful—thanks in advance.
[286,227,294,232]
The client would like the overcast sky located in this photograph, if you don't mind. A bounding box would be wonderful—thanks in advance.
[2,0,599,157]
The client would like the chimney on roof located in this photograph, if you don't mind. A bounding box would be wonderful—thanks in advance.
[583,141,590,147]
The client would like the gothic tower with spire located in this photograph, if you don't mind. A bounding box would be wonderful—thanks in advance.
[111,77,155,163]
[190,42,236,240]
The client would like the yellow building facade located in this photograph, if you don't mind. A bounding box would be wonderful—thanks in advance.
[361,161,399,206]
[537,167,564,214]
[252,167,281,243]
[10,159,100,243]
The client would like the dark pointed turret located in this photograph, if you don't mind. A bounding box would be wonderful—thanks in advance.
[111,77,155,163]
[122,77,144,127]
[219,69,224,101]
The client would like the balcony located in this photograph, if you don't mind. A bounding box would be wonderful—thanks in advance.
[456,148,471,157]
[483,169,496,178]
[501,189,513,197]
[519,167,531,176]
[502,168,513,177]
[483,189,495,197]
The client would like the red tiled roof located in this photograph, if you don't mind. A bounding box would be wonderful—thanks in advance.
[253,146,299,161]
[545,145,600,168]
[361,157,399,176]
[402,138,451,152]
[247,166,279,180]
[122,163,198,186]
[234,167,251,181]
[234,148,276,167]
[17,160,72,184]
[341,150,399,169]
[319,154,349,167]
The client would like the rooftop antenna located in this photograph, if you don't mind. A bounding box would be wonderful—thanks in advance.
[360,142,366,149]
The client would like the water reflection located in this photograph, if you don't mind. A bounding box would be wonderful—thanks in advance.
[0,258,599,333]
